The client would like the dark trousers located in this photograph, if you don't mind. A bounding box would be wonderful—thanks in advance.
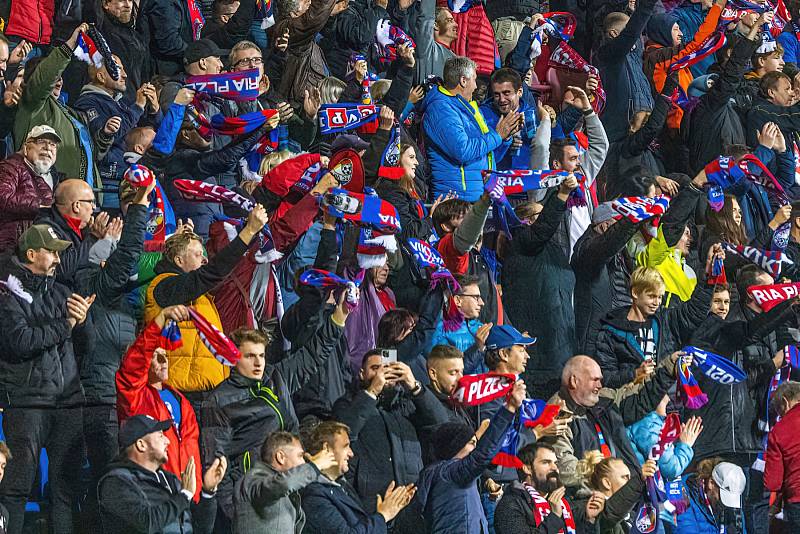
[784,501,800,529]
[0,407,84,534]
[82,405,118,533]
[743,466,769,534]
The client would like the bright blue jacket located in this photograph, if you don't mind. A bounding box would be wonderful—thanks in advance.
[673,475,740,534]
[421,86,510,201]
[626,412,694,481]
[778,25,800,66]
[479,86,536,171]
[428,317,486,374]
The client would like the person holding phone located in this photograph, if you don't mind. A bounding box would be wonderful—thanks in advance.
[332,350,450,522]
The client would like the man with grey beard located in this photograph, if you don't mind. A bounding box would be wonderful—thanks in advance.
[0,125,61,253]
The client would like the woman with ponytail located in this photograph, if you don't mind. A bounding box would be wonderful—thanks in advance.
[574,451,655,534]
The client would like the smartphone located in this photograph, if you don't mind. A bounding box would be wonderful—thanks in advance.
[380,349,397,366]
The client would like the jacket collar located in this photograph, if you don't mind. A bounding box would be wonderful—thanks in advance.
[5,256,54,296]
[80,84,123,102]
[557,387,588,417]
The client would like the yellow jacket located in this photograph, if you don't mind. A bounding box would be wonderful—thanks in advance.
[144,273,229,392]
[636,226,696,306]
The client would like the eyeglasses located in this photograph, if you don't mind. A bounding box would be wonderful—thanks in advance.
[457,294,483,301]
[76,199,97,207]
[29,138,58,148]
[233,56,264,69]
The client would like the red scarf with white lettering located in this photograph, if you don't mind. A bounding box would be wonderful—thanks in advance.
[451,373,515,406]
[746,282,800,312]
[523,484,576,534]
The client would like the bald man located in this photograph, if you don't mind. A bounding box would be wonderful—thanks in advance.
[73,55,162,210]
[35,179,112,286]
[541,353,683,488]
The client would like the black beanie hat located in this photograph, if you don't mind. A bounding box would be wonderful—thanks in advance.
[432,422,475,461]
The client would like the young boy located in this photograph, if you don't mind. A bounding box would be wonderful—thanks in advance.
[593,257,718,388]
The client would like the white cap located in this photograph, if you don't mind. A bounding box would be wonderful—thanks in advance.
[26,125,62,143]
[712,462,746,509]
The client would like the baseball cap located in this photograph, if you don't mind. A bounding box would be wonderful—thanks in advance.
[485,324,536,350]
[712,462,746,509]
[18,225,72,253]
[184,39,229,65]
[118,415,173,450]
[26,125,62,144]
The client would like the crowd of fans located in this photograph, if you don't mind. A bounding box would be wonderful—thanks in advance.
[5,0,800,532]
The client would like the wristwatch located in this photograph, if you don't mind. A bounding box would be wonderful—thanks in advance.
[410,381,423,396]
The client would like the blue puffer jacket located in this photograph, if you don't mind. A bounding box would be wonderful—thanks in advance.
[428,317,487,374]
[626,412,694,481]
[421,86,510,201]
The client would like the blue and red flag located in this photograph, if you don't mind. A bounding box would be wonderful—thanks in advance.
[492,399,560,468]
[325,188,401,234]
[256,0,275,28]
[160,320,183,351]
[74,31,103,69]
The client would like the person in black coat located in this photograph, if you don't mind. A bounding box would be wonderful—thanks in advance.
[0,224,94,534]
[683,22,761,172]
[319,0,388,80]
[143,0,196,74]
[35,179,103,288]
[200,307,348,521]
[300,420,416,533]
[98,415,226,534]
[503,176,577,399]
[201,0,256,49]
[281,217,354,420]
[333,351,450,515]
[95,0,152,100]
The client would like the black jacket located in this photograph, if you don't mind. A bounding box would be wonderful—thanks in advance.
[98,458,217,534]
[684,31,759,172]
[96,6,151,100]
[594,282,712,388]
[200,0,255,49]
[200,316,344,516]
[572,218,640,357]
[503,194,574,391]
[150,235,248,309]
[319,0,388,79]
[35,207,99,288]
[494,481,595,534]
[78,203,147,405]
[333,386,450,513]
[143,0,193,75]
[688,302,796,460]
[301,475,388,534]
[374,179,434,243]
[0,255,91,408]
[281,227,352,419]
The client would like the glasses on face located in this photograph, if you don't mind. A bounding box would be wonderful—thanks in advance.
[76,199,97,207]
[30,138,58,149]
[233,56,264,69]
[458,294,483,301]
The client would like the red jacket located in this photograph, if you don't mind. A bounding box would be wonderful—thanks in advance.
[116,321,202,500]
[0,154,54,253]
[3,0,55,44]
[765,403,800,502]
[441,2,499,76]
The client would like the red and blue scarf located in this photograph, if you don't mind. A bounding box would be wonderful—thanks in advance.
[185,69,260,102]
[452,373,516,406]
[160,320,183,350]
[74,31,103,69]
[187,0,205,39]
[746,281,800,311]
[374,19,416,64]
[482,169,577,236]
[722,242,790,279]
[611,195,670,224]
[123,164,175,252]
[299,268,365,310]
[406,237,462,330]
[188,307,240,366]
[255,0,274,28]
[547,41,606,114]
[188,106,279,137]
[493,399,560,467]
[318,104,381,135]
[668,32,726,75]
[680,346,747,409]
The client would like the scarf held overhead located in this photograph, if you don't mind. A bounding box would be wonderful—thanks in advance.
[318,104,381,135]
[452,373,516,406]
[185,69,260,101]
[747,282,800,312]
